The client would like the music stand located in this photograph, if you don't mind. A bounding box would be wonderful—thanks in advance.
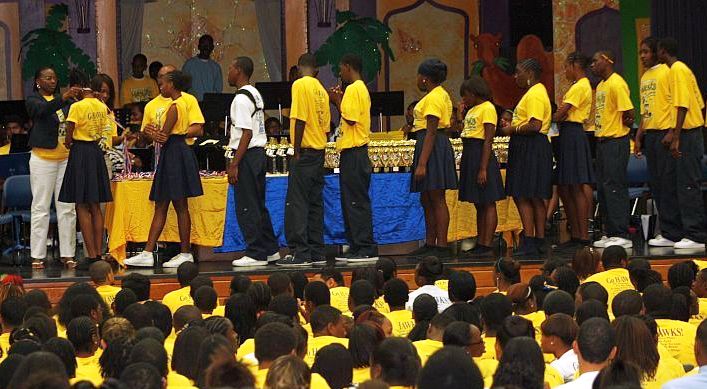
[0,101,29,122]
[201,93,235,136]
[370,91,404,132]
[0,152,30,178]
[255,82,292,123]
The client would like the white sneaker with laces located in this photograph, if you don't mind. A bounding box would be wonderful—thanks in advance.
[163,253,194,268]
[267,252,281,263]
[593,236,610,248]
[124,251,154,267]
[674,238,705,249]
[232,256,268,267]
[604,237,633,249]
[648,235,675,247]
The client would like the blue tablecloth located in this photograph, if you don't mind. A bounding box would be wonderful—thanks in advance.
[215,173,425,253]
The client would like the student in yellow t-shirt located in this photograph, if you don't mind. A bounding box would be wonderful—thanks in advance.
[67,316,102,386]
[162,262,199,313]
[383,278,415,337]
[89,260,120,309]
[328,53,378,263]
[0,115,28,155]
[58,74,113,269]
[494,332,564,388]
[656,38,707,249]
[584,245,634,306]
[589,50,635,249]
[458,76,505,256]
[306,305,349,366]
[349,323,381,384]
[278,53,331,266]
[442,321,497,387]
[413,313,454,366]
[370,337,420,388]
[691,268,707,325]
[553,52,595,247]
[644,283,698,366]
[477,293,513,360]
[0,296,24,358]
[312,268,350,314]
[124,70,205,269]
[499,58,553,256]
[407,58,457,259]
[121,54,159,105]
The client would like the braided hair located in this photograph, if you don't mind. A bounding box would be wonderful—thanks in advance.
[66,316,98,354]
[518,58,542,81]
[566,51,590,70]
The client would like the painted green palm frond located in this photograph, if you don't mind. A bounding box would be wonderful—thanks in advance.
[45,3,69,31]
[336,10,357,24]
[471,60,485,75]
[493,57,512,73]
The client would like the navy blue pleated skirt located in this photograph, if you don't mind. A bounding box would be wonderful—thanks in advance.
[59,140,112,204]
[410,129,458,193]
[459,138,505,204]
[556,122,595,185]
[149,135,203,202]
[505,132,553,199]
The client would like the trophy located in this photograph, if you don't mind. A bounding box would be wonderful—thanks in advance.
[266,138,278,174]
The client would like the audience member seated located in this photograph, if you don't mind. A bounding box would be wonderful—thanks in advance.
[112,289,137,316]
[443,321,495,386]
[662,319,707,388]
[492,336,549,389]
[541,313,579,383]
[351,268,387,313]
[583,246,634,306]
[121,273,151,303]
[556,318,616,389]
[1,296,27,356]
[349,323,384,384]
[66,316,101,385]
[312,343,353,389]
[575,299,610,325]
[478,293,513,360]
[574,281,609,308]
[612,289,644,318]
[268,273,294,298]
[643,283,698,365]
[413,313,454,365]
[593,359,642,388]
[407,294,438,342]
[407,257,452,312]
[306,305,348,365]
[194,286,218,317]
[370,337,420,388]
[493,258,522,294]
[162,262,199,313]
[417,346,484,389]
[89,261,120,310]
[571,247,602,282]
[553,267,581,297]
[311,268,349,315]
[544,290,576,317]
[668,261,698,290]
[0,115,29,155]
[383,278,414,337]
[509,283,544,329]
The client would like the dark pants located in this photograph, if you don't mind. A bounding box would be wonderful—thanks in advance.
[285,149,325,260]
[596,136,630,237]
[669,129,706,243]
[644,131,682,241]
[340,146,377,256]
[234,147,279,261]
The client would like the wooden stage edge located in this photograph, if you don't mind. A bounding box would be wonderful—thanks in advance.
[22,257,705,305]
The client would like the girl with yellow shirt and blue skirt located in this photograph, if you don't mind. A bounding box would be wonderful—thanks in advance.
[552,52,595,248]
[458,76,505,257]
[409,59,458,258]
[59,74,113,270]
[499,59,553,256]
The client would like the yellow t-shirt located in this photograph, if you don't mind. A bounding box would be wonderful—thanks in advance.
[165,96,191,135]
[96,284,121,310]
[0,333,10,360]
[668,61,706,129]
[162,286,194,314]
[512,83,551,135]
[166,371,197,389]
[66,97,109,142]
[594,72,633,138]
[693,260,707,270]
[101,111,119,149]
[289,76,331,150]
[584,268,634,307]
[640,64,673,131]
[164,333,176,360]
[212,305,225,317]
[655,318,697,366]
[73,354,103,386]
[0,144,10,155]
[305,336,349,366]
[329,286,350,315]
[373,296,390,314]
[461,101,497,139]
[121,76,159,105]
[236,337,255,361]
[413,339,443,366]
[641,354,685,389]
[254,368,331,389]
[413,86,452,131]
[385,309,416,338]
[689,298,707,326]
[33,95,70,161]
[480,335,496,360]
[434,279,449,291]
[352,367,371,384]
[336,80,370,150]
[563,77,592,124]
[474,358,498,388]
[142,95,172,131]
[181,92,205,145]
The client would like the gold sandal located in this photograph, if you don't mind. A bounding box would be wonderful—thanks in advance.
[62,257,77,269]
[31,259,45,269]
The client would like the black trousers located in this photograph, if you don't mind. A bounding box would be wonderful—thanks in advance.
[234,147,278,261]
[340,146,377,256]
[644,131,682,241]
[285,149,325,260]
[596,136,630,237]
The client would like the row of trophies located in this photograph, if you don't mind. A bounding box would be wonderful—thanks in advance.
[258,137,511,175]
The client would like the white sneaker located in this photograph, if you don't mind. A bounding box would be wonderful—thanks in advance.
[648,235,675,247]
[163,253,194,268]
[232,256,268,267]
[604,237,633,249]
[267,252,281,263]
[593,236,610,248]
[124,251,154,267]
[673,238,705,250]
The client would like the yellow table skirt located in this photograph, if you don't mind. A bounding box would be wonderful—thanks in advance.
[105,177,229,264]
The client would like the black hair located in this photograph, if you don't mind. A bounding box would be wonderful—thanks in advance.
[235,56,254,78]
[495,258,521,284]
[376,258,397,282]
[627,257,651,272]
[518,58,542,80]
[372,337,420,387]
[601,246,627,269]
[304,281,331,306]
[658,37,678,57]
[132,54,147,63]
[199,34,214,44]
[669,286,691,322]
[247,282,272,313]
[99,336,135,379]
[66,316,98,354]
[448,270,476,302]
[430,313,455,334]
[310,305,342,333]
[268,295,299,320]
[289,271,309,300]
[225,293,257,341]
[96,73,116,108]
[554,267,580,297]
[407,294,438,341]
[172,325,209,380]
[577,281,609,306]
[567,51,590,69]
[529,275,554,308]
[119,362,162,389]
[173,305,202,332]
[417,256,444,284]
[268,273,293,297]
[612,290,643,318]
[203,316,234,340]
[340,53,363,74]
[177,262,199,287]
[254,322,296,362]
[697,319,707,359]
[496,316,535,350]
[194,286,218,312]
[349,323,383,368]
[298,53,317,68]
[593,359,642,389]
[492,337,544,389]
[667,261,697,290]
[122,303,154,330]
[318,267,345,286]
[165,70,192,92]
[23,313,58,342]
[576,299,610,326]
[0,354,25,389]
[479,293,513,333]
[642,284,672,318]
[442,321,473,347]
[631,269,663,293]
[89,74,104,93]
[202,354,256,388]
[351,267,385,296]
[312,343,353,389]
[122,273,151,301]
[229,275,252,295]
[142,301,172,339]
[113,288,138,315]
[577,317,615,363]
[23,289,52,315]
[256,312,293,329]
[543,290,576,316]
[69,68,90,88]
[459,75,492,101]
[1,296,27,328]
[148,61,163,76]
[417,58,447,84]
[69,294,100,319]
[8,339,42,356]
[6,351,69,389]
[350,280,376,308]
[541,313,578,347]
[189,275,214,299]
[135,327,165,345]
[383,278,409,308]
[417,346,483,389]
[128,338,168,378]
[442,302,481,328]
[640,36,658,56]
[264,117,282,129]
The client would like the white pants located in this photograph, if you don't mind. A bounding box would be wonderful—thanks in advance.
[29,153,76,259]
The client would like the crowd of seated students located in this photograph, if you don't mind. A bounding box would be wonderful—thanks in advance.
[0,250,706,389]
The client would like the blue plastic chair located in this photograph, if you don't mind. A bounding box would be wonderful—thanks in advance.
[2,175,32,259]
[626,155,651,215]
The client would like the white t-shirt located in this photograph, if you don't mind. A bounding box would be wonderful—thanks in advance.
[551,349,580,383]
[228,84,267,149]
[556,371,599,389]
[406,285,452,313]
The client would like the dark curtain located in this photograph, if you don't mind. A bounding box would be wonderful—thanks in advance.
[651,0,707,94]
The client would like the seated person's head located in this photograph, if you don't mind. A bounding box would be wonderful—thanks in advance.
[265,355,310,389]
[630,268,663,293]
[543,290,576,317]
[572,247,601,280]
[265,117,282,137]
[312,344,353,389]
[448,270,476,303]
[113,288,138,315]
[194,286,218,314]
[508,283,537,314]
[122,273,151,302]
[310,305,346,338]
[143,301,173,339]
[479,293,512,334]
[101,317,135,346]
[254,322,297,365]
[122,302,154,330]
[268,273,293,297]
[1,296,27,331]
[426,313,455,342]
[494,258,521,288]
[612,290,644,318]
[247,282,272,314]
[667,261,698,290]
[189,275,214,300]
[229,275,252,295]
[540,313,578,355]
[417,346,483,389]
[575,299,609,326]
[552,267,580,297]
[575,281,608,307]
[495,315,534,358]
[349,280,376,311]
[173,305,203,332]
[415,256,444,287]
[442,321,485,358]
[128,338,169,378]
[696,319,707,367]
[601,246,628,270]
[67,316,99,356]
[88,260,114,286]
[176,262,199,288]
[303,281,330,316]
[370,337,420,388]
[383,278,408,310]
[376,258,397,282]
[575,317,616,365]
[120,362,164,389]
[313,267,345,288]
[2,115,27,138]
[542,258,568,277]
[642,284,673,317]
[70,294,102,324]
[268,295,300,322]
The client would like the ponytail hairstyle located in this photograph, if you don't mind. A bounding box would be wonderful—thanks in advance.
[495,258,521,285]
[416,256,444,285]
[407,294,437,341]
[371,337,420,387]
